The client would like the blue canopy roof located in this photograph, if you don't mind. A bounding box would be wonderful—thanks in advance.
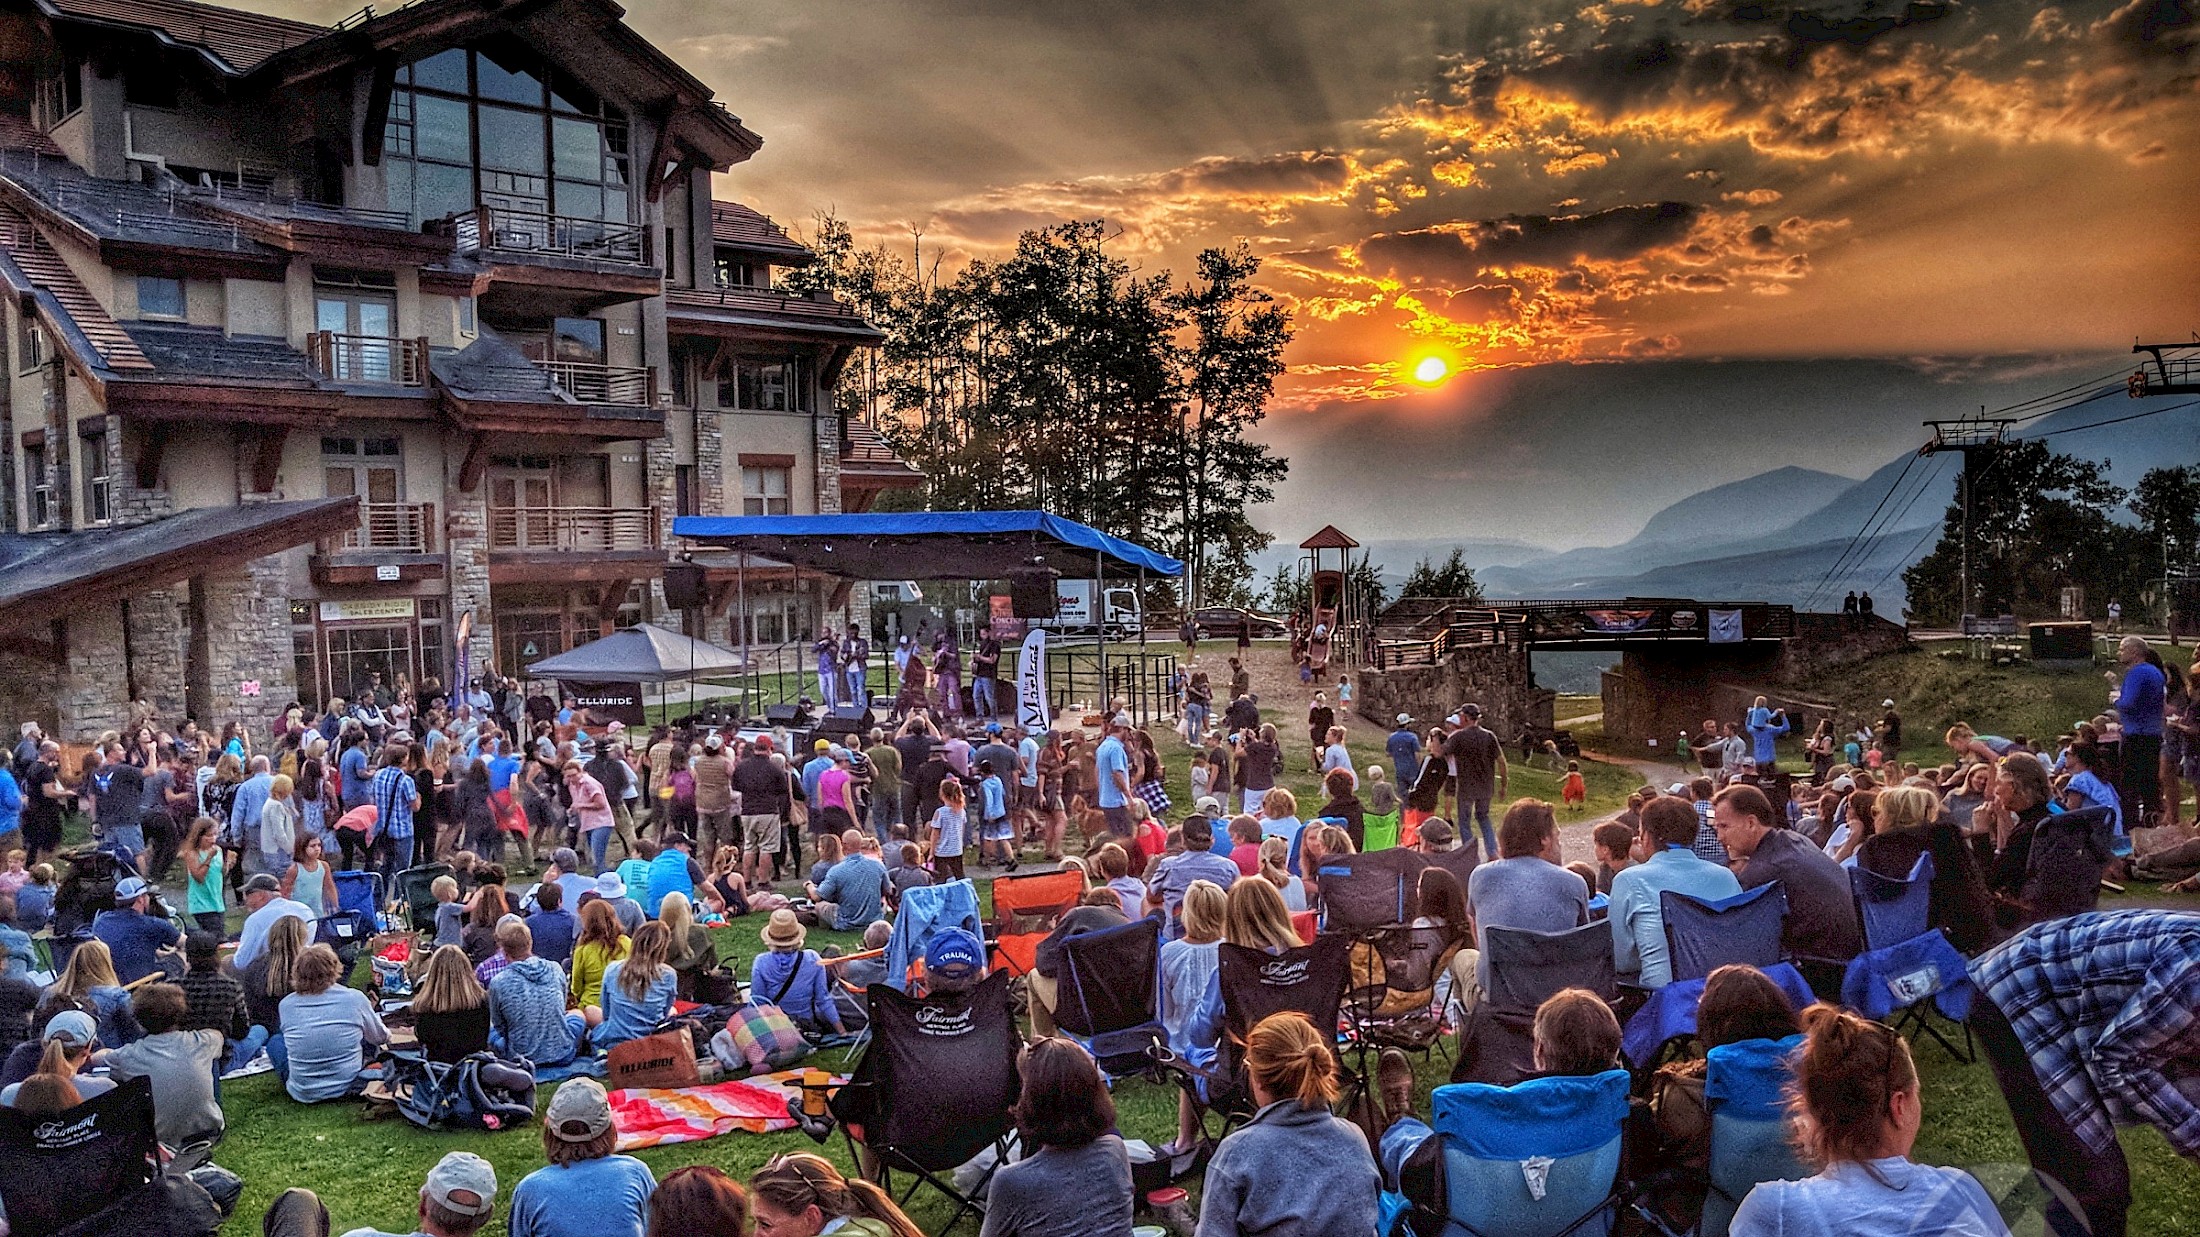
[671,510,1183,579]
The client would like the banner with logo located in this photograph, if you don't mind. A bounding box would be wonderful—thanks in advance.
[1015,628,1050,733]
[561,681,647,728]
[452,610,474,692]
[1708,609,1744,644]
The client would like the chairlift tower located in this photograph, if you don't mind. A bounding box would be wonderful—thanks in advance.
[2132,341,2200,396]
[1919,417,2015,627]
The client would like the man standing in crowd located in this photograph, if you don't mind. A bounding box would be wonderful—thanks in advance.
[971,630,1002,719]
[1444,704,1504,861]
[691,733,737,861]
[2115,635,2166,829]
[1094,712,1135,838]
[1386,714,1421,789]
[844,623,870,708]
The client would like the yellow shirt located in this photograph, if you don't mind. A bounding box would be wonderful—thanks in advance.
[570,936,631,1009]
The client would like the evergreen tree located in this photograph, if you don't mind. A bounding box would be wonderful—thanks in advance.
[1400,548,1484,601]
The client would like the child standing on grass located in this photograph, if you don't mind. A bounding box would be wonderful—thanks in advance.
[929,777,968,882]
[977,760,1016,872]
[1561,761,1587,813]
[1190,755,1212,806]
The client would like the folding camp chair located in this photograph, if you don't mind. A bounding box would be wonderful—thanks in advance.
[1346,925,1462,1066]
[1454,921,1616,1086]
[2023,806,2115,924]
[1843,855,1975,1062]
[0,1074,159,1234]
[1660,882,1787,984]
[396,863,453,931]
[1387,1068,1634,1237]
[988,869,1085,978]
[1055,913,1167,1078]
[316,870,383,948]
[1698,1035,1808,1237]
[1317,848,1429,934]
[1422,842,1479,894]
[827,971,1021,1235]
[1622,964,1815,1072]
[1364,810,1402,852]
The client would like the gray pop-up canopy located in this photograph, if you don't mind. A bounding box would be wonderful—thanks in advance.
[525,623,746,682]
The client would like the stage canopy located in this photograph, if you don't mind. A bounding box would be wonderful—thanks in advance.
[525,623,746,682]
[669,510,1183,580]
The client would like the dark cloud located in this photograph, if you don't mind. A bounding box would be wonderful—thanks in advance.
[1359,202,1701,280]
[1160,152,1360,196]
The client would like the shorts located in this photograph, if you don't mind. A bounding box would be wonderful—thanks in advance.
[740,813,783,855]
[981,817,1014,842]
[1038,785,1064,813]
[1103,804,1134,838]
[1013,783,1039,812]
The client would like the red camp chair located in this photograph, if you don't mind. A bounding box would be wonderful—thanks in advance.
[1290,910,1319,945]
[989,869,1087,976]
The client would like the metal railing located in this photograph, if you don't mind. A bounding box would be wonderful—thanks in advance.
[190,181,413,229]
[449,204,647,264]
[328,502,435,553]
[308,331,429,386]
[536,359,656,406]
[488,505,660,552]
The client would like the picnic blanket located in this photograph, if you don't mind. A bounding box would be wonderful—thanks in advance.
[608,1070,842,1150]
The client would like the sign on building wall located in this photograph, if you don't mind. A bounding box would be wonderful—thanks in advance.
[319,599,417,623]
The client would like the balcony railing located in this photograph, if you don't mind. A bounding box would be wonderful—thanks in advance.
[537,359,657,407]
[326,502,436,554]
[489,505,660,553]
[308,331,429,386]
[449,204,648,265]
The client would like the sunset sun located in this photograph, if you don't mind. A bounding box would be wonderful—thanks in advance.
[1412,355,1450,385]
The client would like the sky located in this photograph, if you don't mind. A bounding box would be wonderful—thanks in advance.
[259,0,2200,549]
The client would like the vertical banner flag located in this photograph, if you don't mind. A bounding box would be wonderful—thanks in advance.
[453,610,475,695]
[1016,628,1051,733]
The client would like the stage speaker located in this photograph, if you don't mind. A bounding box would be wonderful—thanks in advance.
[765,703,813,729]
[1011,578,1058,619]
[2029,622,2093,661]
[833,702,876,729]
[664,563,707,609]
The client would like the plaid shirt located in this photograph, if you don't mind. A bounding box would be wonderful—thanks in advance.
[178,968,248,1043]
[370,766,415,841]
[1970,909,2200,1158]
[1691,800,1729,866]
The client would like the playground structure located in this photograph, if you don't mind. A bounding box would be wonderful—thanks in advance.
[1292,525,1372,683]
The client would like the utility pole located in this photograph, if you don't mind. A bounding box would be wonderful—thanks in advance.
[1920,416,2014,626]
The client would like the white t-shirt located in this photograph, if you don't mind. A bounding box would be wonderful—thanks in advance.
[1730,1158,2009,1237]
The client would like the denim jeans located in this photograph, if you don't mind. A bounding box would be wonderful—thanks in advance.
[228,1024,271,1074]
[973,677,998,718]
[585,826,611,872]
[265,1030,290,1081]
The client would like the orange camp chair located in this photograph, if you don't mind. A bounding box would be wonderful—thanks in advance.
[989,869,1088,977]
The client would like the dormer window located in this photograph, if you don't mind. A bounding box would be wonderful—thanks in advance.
[137,277,186,320]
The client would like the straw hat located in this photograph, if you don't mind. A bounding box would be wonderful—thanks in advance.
[762,908,806,950]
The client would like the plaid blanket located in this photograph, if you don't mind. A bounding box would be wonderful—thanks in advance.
[607,1070,844,1151]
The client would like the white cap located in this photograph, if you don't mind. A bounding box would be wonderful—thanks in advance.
[1830,775,1856,791]
[1112,711,1133,728]
[1882,699,1895,709]
[1396,713,1412,726]
[422,1152,498,1218]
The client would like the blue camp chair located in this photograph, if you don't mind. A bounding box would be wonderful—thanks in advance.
[1387,1068,1633,1237]
[1842,855,1974,1061]
[1700,1035,1808,1237]
[883,879,984,991]
[317,870,383,949]
[1660,882,1787,984]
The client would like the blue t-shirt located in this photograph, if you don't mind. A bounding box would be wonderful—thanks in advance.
[526,908,578,968]
[980,775,1007,823]
[2121,661,2167,736]
[817,856,888,931]
[593,959,677,1050]
[1094,737,1131,809]
[507,1153,657,1237]
[338,747,372,808]
[90,907,180,986]
[488,754,522,793]
[1386,729,1422,783]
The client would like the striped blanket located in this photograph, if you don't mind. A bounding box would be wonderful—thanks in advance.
[608,1070,844,1150]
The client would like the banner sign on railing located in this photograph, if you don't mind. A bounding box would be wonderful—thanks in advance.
[1016,629,1050,732]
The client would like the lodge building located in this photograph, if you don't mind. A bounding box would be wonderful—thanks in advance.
[0,0,916,737]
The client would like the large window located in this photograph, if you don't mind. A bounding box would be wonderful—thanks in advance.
[383,39,630,227]
[713,355,807,412]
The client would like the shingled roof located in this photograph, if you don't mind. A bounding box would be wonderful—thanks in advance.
[0,206,152,373]
[710,201,814,262]
[33,0,326,74]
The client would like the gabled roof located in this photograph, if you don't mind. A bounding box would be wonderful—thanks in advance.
[711,202,814,263]
[665,285,884,344]
[1300,524,1360,550]
[32,0,325,75]
[840,418,921,478]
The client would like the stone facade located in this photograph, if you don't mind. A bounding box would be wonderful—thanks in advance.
[1352,642,1556,743]
[1600,614,1913,748]
[443,481,496,679]
[189,558,298,736]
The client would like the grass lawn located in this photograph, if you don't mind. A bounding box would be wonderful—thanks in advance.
[142,678,2200,1233]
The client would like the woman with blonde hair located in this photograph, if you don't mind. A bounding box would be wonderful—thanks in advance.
[259,772,299,879]
[1159,879,1228,1155]
[1859,781,2000,954]
[748,1151,923,1237]
[1257,835,1309,912]
[660,891,720,1000]
[50,938,138,1047]
[591,920,675,1050]
[1943,723,2010,767]
[1173,876,1306,1138]
[1196,1011,1379,1237]
[410,943,490,1062]
[1257,787,1306,872]
[1731,1004,2008,1235]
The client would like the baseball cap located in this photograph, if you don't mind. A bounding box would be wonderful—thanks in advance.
[240,873,281,895]
[113,876,149,901]
[925,927,986,979]
[422,1152,498,1218]
[1396,713,1412,726]
[1111,711,1132,728]
[1194,795,1223,816]
[545,1078,615,1142]
[42,1009,96,1048]
[1419,820,1455,846]
[752,735,773,753]
[1881,699,1896,709]
[829,744,850,760]
[985,722,1002,734]
[704,733,724,751]
[1829,775,1856,791]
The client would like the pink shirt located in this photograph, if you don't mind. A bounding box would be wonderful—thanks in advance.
[819,767,855,814]
[567,773,613,832]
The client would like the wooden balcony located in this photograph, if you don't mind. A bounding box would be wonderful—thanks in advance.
[449,205,648,266]
[308,331,429,386]
[330,502,436,553]
[488,505,660,553]
[311,501,443,586]
[536,359,657,407]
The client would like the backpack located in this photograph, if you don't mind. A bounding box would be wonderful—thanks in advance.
[389,1051,537,1131]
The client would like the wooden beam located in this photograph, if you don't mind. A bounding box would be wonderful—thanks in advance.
[706,580,736,614]
[458,434,491,493]
[594,578,630,615]
[251,425,290,494]
[134,423,169,490]
[642,114,676,205]
[361,57,398,168]
[0,620,66,665]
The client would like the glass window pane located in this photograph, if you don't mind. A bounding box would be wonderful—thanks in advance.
[552,317,605,363]
[553,116,600,180]
[315,298,349,334]
[410,48,468,94]
[554,180,601,222]
[417,162,474,222]
[474,46,543,106]
[138,276,184,318]
[356,301,393,337]
[548,68,598,115]
[414,94,470,164]
[478,106,545,175]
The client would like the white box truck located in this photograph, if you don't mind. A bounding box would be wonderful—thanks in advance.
[1032,581,1143,638]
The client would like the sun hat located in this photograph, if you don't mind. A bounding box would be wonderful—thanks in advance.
[422,1152,498,1217]
[594,871,626,900]
[544,1079,614,1143]
[762,908,806,950]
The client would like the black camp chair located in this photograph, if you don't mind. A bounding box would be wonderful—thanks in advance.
[828,971,1021,1236]
[1452,920,1616,1086]
[0,1075,224,1237]
[1317,848,1429,934]
[1344,925,1462,1064]
[1661,882,1787,984]
[1055,914,1167,1078]
[396,863,453,932]
[1420,841,1479,894]
[1167,933,1356,1138]
[2023,806,2115,924]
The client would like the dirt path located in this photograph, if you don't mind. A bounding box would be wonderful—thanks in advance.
[1551,752,1691,863]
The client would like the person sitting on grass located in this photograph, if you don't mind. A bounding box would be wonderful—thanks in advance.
[100,981,223,1147]
[569,898,630,1013]
[265,1150,500,1237]
[647,1165,749,1237]
[507,1078,658,1237]
[0,1009,109,1106]
[808,830,889,933]
[982,1036,1134,1236]
[748,909,844,1036]
[1197,1010,1380,1237]
[46,937,141,1047]
[279,942,387,1102]
[486,918,585,1067]
[525,878,577,970]
[90,874,179,987]
[748,1152,923,1237]
[412,944,492,1063]
[589,921,677,1052]
[1730,1004,2009,1237]
[660,893,720,1002]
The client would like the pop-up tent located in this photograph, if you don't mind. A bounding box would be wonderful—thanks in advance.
[524,623,745,681]
[669,509,1184,580]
